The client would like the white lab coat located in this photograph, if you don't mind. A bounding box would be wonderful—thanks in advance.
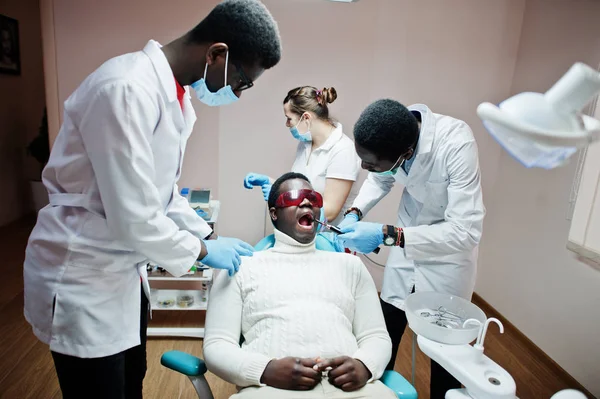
[291,123,361,225]
[353,104,485,310]
[23,40,213,358]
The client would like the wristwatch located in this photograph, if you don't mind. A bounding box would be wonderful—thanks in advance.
[383,225,398,246]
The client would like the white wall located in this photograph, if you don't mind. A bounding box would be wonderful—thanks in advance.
[476,0,600,395]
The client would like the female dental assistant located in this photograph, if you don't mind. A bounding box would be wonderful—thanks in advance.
[244,86,361,225]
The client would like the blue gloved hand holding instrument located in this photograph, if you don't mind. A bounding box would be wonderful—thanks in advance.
[243,173,272,201]
[312,215,381,254]
[337,222,385,254]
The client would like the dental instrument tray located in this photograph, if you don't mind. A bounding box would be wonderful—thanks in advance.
[405,291,486,345]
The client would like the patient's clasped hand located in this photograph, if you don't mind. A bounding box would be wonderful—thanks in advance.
[258,355,372,392]
[203,173,396,399]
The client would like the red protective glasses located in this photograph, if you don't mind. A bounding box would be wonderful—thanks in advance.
[275,189,323,208]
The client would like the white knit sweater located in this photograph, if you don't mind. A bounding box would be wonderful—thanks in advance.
[203,230,392,388]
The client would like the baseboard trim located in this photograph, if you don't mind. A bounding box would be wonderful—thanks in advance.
[472,293,595,399]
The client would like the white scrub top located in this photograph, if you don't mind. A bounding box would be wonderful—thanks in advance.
[291,123,361,225]
[23,40,212,358]
[352,104,485,310]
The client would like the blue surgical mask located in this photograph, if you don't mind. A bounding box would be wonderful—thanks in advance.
[373,156,405,176]
[290,115,312,142]
[191,51,239,107]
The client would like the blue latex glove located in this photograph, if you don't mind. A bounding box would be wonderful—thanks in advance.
[260,183,272,201]
[202,237,254,276]
[244,173,270,189]
[244,173,271,201]
[337,213,359,230]
[338,222,384,254]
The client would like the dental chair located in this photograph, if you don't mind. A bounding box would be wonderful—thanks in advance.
[160,233,418,399]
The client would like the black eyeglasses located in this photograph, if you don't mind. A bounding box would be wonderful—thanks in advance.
[231,61,254,92]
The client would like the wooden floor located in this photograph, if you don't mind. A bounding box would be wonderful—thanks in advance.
[0,216,592,399]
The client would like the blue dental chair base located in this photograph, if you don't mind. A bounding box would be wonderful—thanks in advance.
[161,350,417,399]
[160,233,417,398]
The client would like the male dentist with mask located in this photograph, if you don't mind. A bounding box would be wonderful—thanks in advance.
[336,99,485,399]
[23,1,281,398]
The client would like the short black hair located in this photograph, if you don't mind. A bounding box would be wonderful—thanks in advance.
[187,0,281,69]
[354,99,419,161]
[268,172,310,209]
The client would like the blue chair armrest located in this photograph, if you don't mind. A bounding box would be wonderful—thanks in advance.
[161,350,208,377]
[381,370,418,399]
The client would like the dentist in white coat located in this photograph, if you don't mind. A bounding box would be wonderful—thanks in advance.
[23,1,281,398]
[336,99,485,399]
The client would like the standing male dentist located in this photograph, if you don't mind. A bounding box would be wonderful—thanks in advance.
[23,1,282,398]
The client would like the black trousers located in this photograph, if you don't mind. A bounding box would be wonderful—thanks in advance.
[51,286,149,399]
[381,298,461,399]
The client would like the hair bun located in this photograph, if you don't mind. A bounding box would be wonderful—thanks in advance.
[321,87,337,104]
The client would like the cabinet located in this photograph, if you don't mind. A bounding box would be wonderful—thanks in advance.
[147,267,213,338]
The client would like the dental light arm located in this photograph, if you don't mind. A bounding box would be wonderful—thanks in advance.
[477,62,600,169]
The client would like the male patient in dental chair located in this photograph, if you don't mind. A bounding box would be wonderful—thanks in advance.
[204,172,396,399]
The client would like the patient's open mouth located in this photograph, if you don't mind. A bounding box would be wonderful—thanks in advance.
[298,214,313,227]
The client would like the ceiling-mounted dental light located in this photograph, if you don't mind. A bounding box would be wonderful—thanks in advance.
[477,62,600,169]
